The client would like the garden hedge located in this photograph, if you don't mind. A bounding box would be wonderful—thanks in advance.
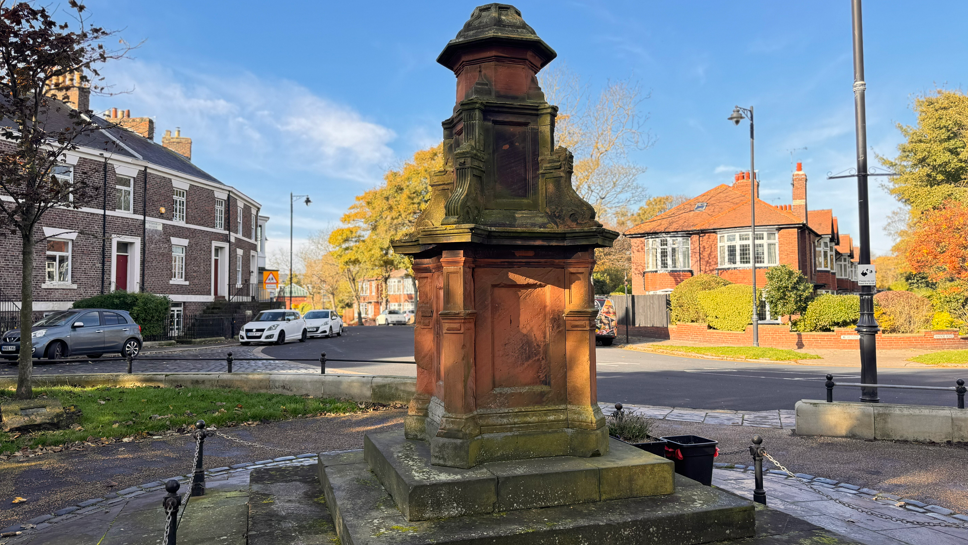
[794,294,859,332]
[670,274,732,324]
[73,291,170,337]
[697,284,761,332]
[873,290,934,333]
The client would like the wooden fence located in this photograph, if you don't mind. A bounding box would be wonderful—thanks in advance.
[608,294,670,328]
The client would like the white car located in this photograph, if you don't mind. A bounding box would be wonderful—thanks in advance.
[376,310,409,326]
[304,309,343,338]
[239,310,307,345]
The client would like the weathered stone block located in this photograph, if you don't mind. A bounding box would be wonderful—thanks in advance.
[164,373,219,390]
[952,407,968,442]
[218,373,271,392]
[586,438,675,500]
[370,376,415,404]
[267,375,320,397]
[873,404,953,443]
[1,398,66,432]
[321,375,372,401]
[487,456,600,511]
[795,400,874,439]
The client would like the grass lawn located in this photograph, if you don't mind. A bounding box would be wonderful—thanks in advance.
[651,345,821,361]
[0,386,360,454]
[909,350,968,366]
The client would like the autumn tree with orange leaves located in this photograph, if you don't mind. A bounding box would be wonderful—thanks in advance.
[905,201,968,282]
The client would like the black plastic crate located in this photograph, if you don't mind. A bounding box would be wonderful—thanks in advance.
[661,435,719,486]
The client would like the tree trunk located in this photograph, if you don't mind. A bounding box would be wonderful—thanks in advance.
[16,228,34,399]
[355,295,363,326]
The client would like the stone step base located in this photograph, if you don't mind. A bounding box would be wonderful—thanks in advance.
[248,464,338,545]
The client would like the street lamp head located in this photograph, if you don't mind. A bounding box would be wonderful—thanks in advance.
[304,196,312,206]
[728,106,744,126]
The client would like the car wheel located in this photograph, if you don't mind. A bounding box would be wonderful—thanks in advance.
[337,326,342,337]
[87,354,102,359]
[300,329,308,342]
[46,341,67,360]
[122,339,142,358]
[276,331,286,345]
[240,341,250,346]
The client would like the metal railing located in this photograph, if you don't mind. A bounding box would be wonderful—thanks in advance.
[227,280,282,305]
[0,285,20,335]
[823,374,966,409]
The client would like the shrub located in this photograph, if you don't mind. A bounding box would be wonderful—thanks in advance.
[608,408,653,442]
[794,295,859,332]
[670,274,731,324]
[888,279,910,292]
[931,312,960,330]
[697,284,761,332]
[593,269,626,295]
[73,291,170,337]
[873,291,934,333]
[764,265,814,317]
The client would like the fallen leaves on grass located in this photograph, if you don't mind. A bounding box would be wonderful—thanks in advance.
[11,497,26,504]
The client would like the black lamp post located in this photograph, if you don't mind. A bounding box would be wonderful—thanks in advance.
[728,105,759,347]
[851,0,879,402]
[290,193,311,310]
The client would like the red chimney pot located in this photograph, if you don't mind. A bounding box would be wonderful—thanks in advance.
[796,162,802,172]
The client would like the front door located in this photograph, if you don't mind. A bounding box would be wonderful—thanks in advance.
[214,248,221,298]
[115,242,128,291]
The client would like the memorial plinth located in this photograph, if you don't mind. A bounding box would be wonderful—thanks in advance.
[320,5,755,543]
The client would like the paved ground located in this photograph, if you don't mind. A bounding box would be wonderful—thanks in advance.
[2,413,966,544]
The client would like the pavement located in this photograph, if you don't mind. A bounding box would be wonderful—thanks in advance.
[2,413,966,544]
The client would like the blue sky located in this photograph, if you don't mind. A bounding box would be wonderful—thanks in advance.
[86,0,968,260]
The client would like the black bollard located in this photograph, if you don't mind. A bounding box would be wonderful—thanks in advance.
[162,479,181,545]
[957,379,965,410]
[126,354,133,374]
[191,421,209,497]
[226,352,233,374]
[825,374,835,403]
[749,435,766,505]
[320,352,327,375]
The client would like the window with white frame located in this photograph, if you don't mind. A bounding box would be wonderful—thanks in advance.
[236,253,242,287]
[718,231,778,267]
[644,237,691,271]
[251,211,256,239]
[815,238,831,270]
[250,254,257,285]
[215,199,225,230]
[53,164,73,201]
[116,175,133,212]
[404,278,415,294]
[403,301,415,311]
[256,225,263,253]
[169,303,184,336]
[359,281,370,296]
[237,206,243,235]
[173,189,186,222]
[388,278,403,295]
[45,239,71,283]
[390,302,402,311]
[171,245,186,281]
[836,255,849,278]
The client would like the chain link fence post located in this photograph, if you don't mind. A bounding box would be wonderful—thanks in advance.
[320,352,326,375]
[226,352,233,374]
[162,479,181,545]
[191,421,209,497]
[749,435,766,505]
[126,354,133,374]
[957,379,965,410]
[825,374,835,403]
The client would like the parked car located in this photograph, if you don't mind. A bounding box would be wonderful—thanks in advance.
[595,297,617,346]
[239,310,307,345]
[404,309,415,324]
[376,309,408,326]
[0,309,143,361]
[304,309,343,338]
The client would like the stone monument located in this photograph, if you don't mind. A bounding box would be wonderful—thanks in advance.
[319,5,755,543]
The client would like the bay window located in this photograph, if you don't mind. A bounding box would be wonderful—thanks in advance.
[644,237,691,271]
[815,238,832,270]
[718,231,778,267]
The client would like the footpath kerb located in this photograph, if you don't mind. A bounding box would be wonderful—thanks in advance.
[0,373,416,405]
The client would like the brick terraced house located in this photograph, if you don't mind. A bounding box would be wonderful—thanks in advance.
[351,269,416,324]
[0,77,266,324]
[626,163,859,303]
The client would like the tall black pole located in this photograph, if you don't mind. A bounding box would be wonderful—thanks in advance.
[141,166,147,292]
[290,192,293,311]
[101,157,107,295]
[749,107,759,347]
[852,0,879,402]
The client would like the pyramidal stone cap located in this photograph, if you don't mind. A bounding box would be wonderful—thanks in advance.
[437,3,556,71]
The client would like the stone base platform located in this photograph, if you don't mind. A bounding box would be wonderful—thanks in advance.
[360,431,675,521]
[319,443,757,545]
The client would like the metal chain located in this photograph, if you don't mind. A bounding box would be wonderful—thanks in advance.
[761,450,967,529]
[162,507,173,545]
[214,430,293,453]
[177,434,202,527]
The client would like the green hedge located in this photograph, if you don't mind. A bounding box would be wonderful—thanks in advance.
[670,274,732,324]
[697,284,761,332]
[73,292,170,337]
[794,294,859,332]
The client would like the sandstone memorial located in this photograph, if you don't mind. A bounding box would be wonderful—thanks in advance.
[318,4,756,543]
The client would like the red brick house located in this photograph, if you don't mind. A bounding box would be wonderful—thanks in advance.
[352,269,416,323]
[626,163,858,303]
[0,78,264,326]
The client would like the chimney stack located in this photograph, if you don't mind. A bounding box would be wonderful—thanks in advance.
[732,170,760,198]
[792,162,808,223]
[163,128,192,161]
[107,107,156,140]
[46,71,91,112]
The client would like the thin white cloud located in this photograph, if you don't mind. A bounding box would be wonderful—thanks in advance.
[714,164,742,174]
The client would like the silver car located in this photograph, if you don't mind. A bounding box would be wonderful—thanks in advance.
[0,309,143,361]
